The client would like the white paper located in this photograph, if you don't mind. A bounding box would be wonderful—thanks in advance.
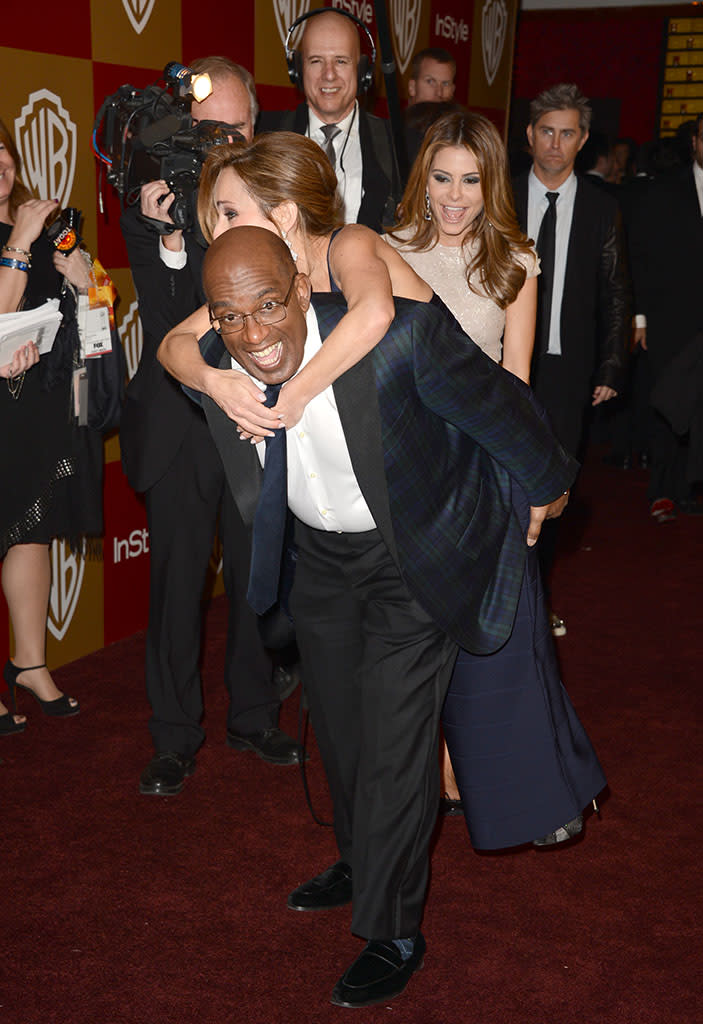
[0,299,63,364]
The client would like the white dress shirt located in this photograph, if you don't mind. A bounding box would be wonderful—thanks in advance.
[308,103,363,225]
[159,235,187,267]
[232,305,376,533]
[527,168,578,356]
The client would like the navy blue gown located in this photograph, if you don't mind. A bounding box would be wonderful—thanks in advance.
[443,480,606,849]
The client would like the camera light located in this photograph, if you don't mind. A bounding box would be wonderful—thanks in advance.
[163,62,213,102]
[190,73,212,103]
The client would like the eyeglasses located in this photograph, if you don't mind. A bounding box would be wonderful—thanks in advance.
[209,275,297,335]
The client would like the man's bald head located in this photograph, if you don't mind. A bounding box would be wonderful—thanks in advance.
[204,226,311,385]
[203,227,295,299]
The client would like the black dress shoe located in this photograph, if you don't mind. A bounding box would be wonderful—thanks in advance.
[273,663,301,701]
[287,861,352,911]
[226,726,305,765]
[139,752,195,796]
[439,795,464,816]
[533,814,583,847]
[331,933,426,1008]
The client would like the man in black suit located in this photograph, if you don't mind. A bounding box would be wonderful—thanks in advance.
[197,226,576,1008]
[512,83,628,633]
[120,58,301,797]
[258,9,401,232]
[628,113,703,519]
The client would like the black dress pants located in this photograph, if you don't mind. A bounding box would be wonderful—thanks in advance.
[290,521,457,941]
[532,354,587,594]
[144,414,279,757]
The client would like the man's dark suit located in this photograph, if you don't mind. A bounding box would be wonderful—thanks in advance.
[628,164,703,501]
[120,209,280,756]
[258,104,401,232]
[512,172,629,456]
[203,294,577,939]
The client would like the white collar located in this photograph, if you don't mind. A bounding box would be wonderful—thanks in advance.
[308,101,358,136]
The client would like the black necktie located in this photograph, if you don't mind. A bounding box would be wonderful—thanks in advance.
[536,191,559,356]
[321,123,341,171]
[246,384,287,615]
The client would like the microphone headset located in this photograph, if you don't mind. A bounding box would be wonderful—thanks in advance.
[285,7,376,95]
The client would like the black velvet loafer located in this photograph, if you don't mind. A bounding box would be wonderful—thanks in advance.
[533,813,584,847]
[226,727,306,765]
[139,752,195,796]
[287,861,353,911]
[331,933,426,1008]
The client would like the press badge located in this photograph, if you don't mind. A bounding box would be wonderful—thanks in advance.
[77,293,113,358]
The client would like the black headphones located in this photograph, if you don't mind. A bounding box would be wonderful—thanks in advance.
[285,8,376,95]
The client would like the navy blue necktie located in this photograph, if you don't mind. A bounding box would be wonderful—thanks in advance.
[536,191,559,355]
[246,384,287,615]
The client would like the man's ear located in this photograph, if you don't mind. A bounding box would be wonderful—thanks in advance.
[576,129,590,154]
[294,272,312,313]
[271,201,299,236]
[526,123,534,152]
[408,78,416,102]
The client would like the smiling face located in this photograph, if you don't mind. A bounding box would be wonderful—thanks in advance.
[212,168,278,239]
[300,12,360,124]
[204,227,311,386]
[0,139,17,219]
[426,145,484,246]
[527,107,588,187]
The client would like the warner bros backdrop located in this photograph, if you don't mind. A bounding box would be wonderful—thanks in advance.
[0,0,517,671]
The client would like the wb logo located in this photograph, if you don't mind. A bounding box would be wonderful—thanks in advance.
[122,0,156,35]
[390,0,421,75]
[119,301,144,381]
[274,0,312,49]
[48,539,86,643]
[14,89,76,208]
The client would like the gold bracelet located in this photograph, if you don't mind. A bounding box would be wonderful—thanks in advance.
[2,244,32,260]
[7,371,26,400]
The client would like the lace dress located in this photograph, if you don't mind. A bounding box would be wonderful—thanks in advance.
[383,228,538,364]
[0,222,102,558]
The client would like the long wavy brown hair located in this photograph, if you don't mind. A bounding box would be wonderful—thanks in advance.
[198,132,345,244]
[0,118,33,222]
[389,112,534,310]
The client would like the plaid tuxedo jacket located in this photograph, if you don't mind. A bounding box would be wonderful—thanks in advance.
[204,293,578,654]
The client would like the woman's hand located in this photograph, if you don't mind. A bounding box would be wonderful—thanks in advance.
[0,341,39,378]
[53,248,93,290]
[8,198,59,250]
[205,369,283,438]
[272,382,308,432]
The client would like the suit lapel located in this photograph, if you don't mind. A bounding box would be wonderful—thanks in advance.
[203,355,261,527]
[513,173,529,231]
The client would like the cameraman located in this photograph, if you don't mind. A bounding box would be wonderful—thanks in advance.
[120,57,302,797]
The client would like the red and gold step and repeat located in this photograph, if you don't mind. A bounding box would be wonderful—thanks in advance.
[1,0,518,670]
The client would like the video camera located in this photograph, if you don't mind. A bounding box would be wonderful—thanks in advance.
[92,63,243,232]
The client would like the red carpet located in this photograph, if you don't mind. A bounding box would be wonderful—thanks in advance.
[2,448,700,1023]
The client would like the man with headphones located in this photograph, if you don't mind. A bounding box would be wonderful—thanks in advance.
[259,8,401,232]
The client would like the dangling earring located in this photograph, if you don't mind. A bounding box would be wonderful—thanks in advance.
[424,192,432,221]
[281,229,299,263]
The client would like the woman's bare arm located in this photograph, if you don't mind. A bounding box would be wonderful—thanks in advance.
[501,274,537,385]
[274,225,433,429]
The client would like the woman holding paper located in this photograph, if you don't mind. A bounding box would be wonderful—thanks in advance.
[0,118,95,732]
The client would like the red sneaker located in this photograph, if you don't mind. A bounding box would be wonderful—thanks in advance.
[650,497,676,522]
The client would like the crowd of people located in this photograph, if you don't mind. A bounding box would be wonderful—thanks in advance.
[2,6,701,1011]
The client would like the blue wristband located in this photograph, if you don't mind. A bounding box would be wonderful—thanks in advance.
[0,256,29,272]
